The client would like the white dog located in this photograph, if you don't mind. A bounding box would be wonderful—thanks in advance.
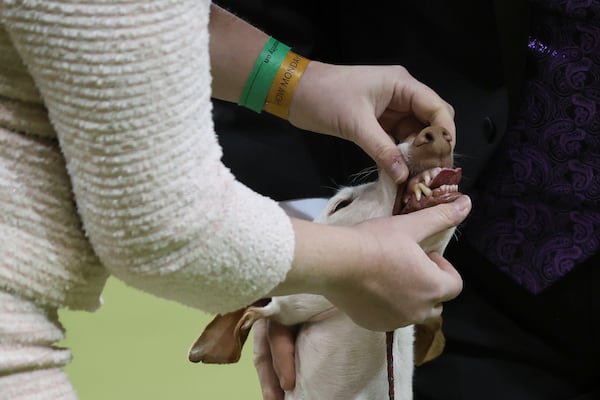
[189,126,462,400]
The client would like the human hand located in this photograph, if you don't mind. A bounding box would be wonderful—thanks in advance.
[288,62,455,184]
[273,194,471,332]
[326,195,470,331]
[256,196,470,397]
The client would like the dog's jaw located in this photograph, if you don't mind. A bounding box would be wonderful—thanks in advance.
[400,167,462,214]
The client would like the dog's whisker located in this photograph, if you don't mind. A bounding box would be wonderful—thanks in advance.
[349,165,378,184]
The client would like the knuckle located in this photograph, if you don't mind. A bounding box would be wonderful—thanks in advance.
[374,144,402,164]
[390,64,409,77]
[430,281,447,303]
[413,308,433,325]
[445,101,456,117]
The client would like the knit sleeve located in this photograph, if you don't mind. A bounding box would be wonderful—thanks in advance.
[0,0,295,314]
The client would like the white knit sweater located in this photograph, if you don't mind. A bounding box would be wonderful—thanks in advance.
[0,0,295,316]
[0,3,296,395]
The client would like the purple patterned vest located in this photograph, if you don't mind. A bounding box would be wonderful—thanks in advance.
[463,0,600,294]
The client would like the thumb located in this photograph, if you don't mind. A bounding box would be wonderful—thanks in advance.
[399,195,471,243]
[358,118,410,184]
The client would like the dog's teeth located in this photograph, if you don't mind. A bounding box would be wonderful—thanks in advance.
[419,183,433,197]
[424,174,432,185]
[412,183,422,201]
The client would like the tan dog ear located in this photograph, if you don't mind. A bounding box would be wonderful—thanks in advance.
[188,299,270,364]
[413,316,446,366]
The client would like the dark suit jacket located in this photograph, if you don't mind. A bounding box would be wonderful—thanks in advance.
[214,0,529,199]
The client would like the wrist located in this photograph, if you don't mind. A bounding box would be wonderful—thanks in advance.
[286,61,339,135]
[238,36,311,120]
[263,51,310,119]
[267,218,365,299]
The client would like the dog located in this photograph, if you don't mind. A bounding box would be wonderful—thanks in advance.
[188,126,462,399]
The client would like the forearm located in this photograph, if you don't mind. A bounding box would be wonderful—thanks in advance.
[208,3,270,102]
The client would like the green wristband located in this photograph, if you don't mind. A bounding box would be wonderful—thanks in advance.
[239,37,291,113]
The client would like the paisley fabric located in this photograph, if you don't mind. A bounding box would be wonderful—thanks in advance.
[464,0,600,293]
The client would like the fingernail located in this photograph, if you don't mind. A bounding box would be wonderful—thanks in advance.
[454,195,471,212]
[390,160,408,183]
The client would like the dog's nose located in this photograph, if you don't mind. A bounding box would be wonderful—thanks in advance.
[411,126,453,168]
[413,126,452,149]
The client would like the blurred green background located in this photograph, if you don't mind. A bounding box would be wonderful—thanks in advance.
[59,277,262,399]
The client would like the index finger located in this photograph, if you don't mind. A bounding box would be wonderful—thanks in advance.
[426,100,456,146]
[410,83,456,145]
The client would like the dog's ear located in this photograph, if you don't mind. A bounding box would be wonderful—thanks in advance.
[188,299,270,364]
[413,316,445,366]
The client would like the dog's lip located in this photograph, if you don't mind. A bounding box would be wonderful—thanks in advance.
[399,167,462,214]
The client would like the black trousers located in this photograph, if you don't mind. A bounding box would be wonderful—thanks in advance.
[414,241,600,400]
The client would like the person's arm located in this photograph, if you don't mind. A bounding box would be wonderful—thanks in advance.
[206,3,467,327]
[208,4,269,102]
[206,4,455,184]
[1,0,468,325]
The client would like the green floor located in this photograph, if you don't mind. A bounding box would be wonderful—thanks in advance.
[59,277,262,399]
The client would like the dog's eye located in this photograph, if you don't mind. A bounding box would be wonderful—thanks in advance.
[331,198,353,214]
